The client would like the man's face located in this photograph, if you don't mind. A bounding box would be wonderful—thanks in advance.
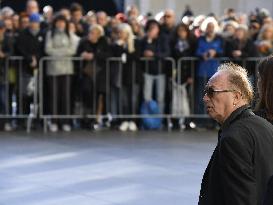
[88,29,100,43]
[97,13,107,27]
[72,10,82,23]
[0,27,6,35]
[29,22,40,31]
[163,11,175,27]
[205,22,215,37]
[27,1,39,15]
[203,71,237,124]
[147,24,159,39]
[21,17,30,29]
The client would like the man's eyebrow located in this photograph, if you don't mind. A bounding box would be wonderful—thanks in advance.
[205,84,214,88]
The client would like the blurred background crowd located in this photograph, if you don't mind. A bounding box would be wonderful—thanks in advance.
[0,0,272,132]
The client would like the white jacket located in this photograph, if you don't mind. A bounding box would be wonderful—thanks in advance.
[45,30,79,76]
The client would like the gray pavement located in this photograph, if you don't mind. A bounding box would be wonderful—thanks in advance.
[0,130,217,205]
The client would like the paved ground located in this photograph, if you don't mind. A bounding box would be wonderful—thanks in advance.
[0,130,217,205]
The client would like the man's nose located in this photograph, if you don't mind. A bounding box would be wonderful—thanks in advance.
[203,94,209,102]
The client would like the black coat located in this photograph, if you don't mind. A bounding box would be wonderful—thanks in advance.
[76,36,111,93]
[225,38,258,75]
[140,34,170,75]
[110,39,142,86]
[170,36,197,83]
[15,28,45,74]
[225,38,258,58]
[199,106,273,205]
[0,32,14,82]
[263,175,273,205]
[255,109,273,205]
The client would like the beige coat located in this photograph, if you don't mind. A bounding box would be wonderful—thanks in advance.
[45,31,79,76]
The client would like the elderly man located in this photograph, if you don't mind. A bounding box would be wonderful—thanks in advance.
[199,63,273,205]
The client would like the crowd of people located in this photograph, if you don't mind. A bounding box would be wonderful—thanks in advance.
[0,0,272,132]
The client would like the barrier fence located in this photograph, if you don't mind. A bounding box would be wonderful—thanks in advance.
[0,56,38,132]
[0,55,263,132]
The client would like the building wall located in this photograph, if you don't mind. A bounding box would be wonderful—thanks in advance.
[125,0,273,20]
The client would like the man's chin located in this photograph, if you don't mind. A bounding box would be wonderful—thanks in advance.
[206,110,215,118]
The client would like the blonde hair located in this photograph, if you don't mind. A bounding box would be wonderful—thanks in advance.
[89,24,104,37]
[117,23,135,53]
[200,16,220,33]
[217,62,254,104]
[257,24,273,41]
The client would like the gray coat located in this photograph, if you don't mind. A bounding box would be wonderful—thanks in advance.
[45,31,79,76]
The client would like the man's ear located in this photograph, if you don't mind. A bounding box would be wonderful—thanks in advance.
[233,91,242,105]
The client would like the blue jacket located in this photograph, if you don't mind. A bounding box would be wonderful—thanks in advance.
[195,35,223,78]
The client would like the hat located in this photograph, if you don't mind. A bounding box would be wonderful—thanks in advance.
[29,13,41,23]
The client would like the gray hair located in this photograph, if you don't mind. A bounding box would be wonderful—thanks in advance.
[217,62,254,104]
[89,24,104,37]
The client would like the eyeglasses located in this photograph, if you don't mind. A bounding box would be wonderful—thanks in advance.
[204,86,237,98]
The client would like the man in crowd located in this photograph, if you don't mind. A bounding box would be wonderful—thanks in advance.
[16,13,44,114]
[199,63,273,205]
[26,0,39,16]
[70,3,89,37]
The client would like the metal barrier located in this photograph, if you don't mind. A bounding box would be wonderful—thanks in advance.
[0,56,38,132]
[39,56,93,132]
[96,57,176,119]
[0,55,264,131]
[176,57,262,119]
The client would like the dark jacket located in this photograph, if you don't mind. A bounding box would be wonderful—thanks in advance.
[140,34,170,75]
[255,109,273,205]
[170,35,197,83]
[76,36,111,93]
[263,176,273,205]
[225,38,258,75]
[0,32,14,82]
[16,28,45,74]
[199,106,273,205]
[110,39,142,86]
[225,38,258,58]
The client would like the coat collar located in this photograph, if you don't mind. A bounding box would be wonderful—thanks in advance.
[220,105,251,131]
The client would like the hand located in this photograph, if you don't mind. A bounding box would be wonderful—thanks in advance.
[30,56,37,68]
[232,50,242,57]
[0,51,5,58]
[187,77,193,84]
[76,23,83,32]
[81,52,94,60]
[208,49,216,58]
[203,52,209,61]
[116,39,125,46]
[143,50,154,57]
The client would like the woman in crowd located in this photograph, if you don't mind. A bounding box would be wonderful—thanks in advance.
[195,18,223,114]
[128,17,144,39]
[255,55,273,123]
[220,20,238,40]
[45,14,79,132]
[170,23,196,129]
[76,24,111,129]
[140,19,170,115]
[225,25,257,59]
[255,24,273,57]
[171,23,196,61]
[110,23,142,131]
[254,55,273,205]
[225,25,258,79]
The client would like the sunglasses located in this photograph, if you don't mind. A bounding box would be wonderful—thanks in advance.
[204,86,237,98]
